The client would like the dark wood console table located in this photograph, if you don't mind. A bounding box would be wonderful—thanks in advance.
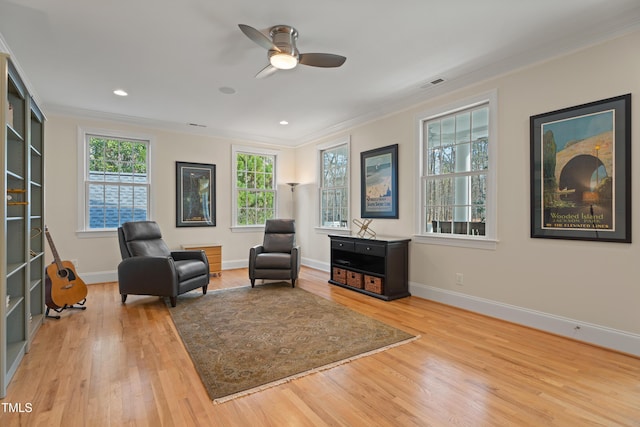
[328,235,411,301]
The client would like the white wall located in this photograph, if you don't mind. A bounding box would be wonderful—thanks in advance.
[44,115,296,282]
[295,30,640,352]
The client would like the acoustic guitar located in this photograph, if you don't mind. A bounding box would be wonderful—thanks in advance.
[45,226,88,307]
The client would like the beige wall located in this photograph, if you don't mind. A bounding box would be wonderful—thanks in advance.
[44,116,296,278]
[43,30,640,347]
[296,30,640,337]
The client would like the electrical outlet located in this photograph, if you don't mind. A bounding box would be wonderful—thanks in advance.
[455,273,464,285]
[71,259,79,269]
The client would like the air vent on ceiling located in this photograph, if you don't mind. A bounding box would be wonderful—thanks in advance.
[420,78,446,89]
[188,123,207,128]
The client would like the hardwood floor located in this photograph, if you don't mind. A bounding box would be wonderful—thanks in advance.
[1,267,639,426]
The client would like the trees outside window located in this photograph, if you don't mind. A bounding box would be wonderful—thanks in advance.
[234,147,277,226]
[319,139,349,229]
[417,91,497,247]
[82,133,150,230]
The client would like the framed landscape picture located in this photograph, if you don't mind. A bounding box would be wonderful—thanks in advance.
[530,94,631,242]
[361,144,398,219]
[176,161,216,227]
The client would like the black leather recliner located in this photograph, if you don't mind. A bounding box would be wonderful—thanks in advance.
[249,219,300,288]
[117,221,209,307]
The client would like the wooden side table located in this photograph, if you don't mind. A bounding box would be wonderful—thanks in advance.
[182,244,222,276]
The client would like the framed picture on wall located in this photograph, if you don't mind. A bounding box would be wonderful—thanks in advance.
[360,144,399,219]
[530,94,631,242]
[176,161,216,227]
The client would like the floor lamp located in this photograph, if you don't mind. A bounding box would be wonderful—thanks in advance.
[286,182,299,219]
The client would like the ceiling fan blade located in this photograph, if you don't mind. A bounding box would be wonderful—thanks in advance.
[255,64,278,79]
[238,24,280,52]
[299,53,346,68]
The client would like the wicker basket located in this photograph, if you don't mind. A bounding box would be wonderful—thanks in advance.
[346,271,364,289]
[364,275,383,294]
[332,267,347,284]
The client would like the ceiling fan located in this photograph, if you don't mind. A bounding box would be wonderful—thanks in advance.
[238,24,347,78]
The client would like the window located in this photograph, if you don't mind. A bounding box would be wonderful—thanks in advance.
[233,146,277,227]
[416,91,497,247]
[79,130,151,232]
[318,137,350,229]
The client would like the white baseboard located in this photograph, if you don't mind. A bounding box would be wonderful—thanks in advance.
[301,257,330,272]
[79,262,639,356]
[409,282,640,357]
[82,270,117,284]
[221,258,329,272]
[81,258,263,284]
[223,259,248,270]
[85,261,249,284]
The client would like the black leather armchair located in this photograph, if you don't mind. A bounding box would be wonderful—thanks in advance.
[249,219,300,288]
[117,221,209,307]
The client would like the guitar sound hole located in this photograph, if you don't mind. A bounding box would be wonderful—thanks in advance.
[57,268,76,281]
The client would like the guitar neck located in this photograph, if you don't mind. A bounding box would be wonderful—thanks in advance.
[45,227,66,272]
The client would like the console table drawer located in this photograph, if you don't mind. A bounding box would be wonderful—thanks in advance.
[355,242,385,257]
[331,239,355,252]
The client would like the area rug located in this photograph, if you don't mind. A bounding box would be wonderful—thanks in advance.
[168,282,418,403]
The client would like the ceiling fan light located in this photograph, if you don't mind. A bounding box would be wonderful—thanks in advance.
[270,53,298,70]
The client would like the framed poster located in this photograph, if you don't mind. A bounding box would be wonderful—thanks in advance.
[176,161,216,227]
[361,144,398,219]
[530,94,631,242]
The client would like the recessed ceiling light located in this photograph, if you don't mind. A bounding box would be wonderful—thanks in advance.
[219,86,236,95]
[113,89,128,96]
[280,120,289,125]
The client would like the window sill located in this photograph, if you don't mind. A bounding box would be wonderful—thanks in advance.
[413,234,498,250]
[231,225,265,233]
[314,227,351,235]
[76,229,118,239]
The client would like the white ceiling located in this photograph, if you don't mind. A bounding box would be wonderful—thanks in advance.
[1,0,640,147]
